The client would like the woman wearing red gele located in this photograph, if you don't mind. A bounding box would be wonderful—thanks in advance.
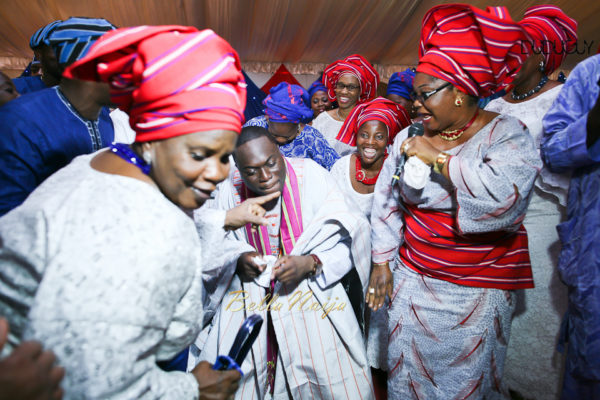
[330,96,410,397]
[485,5,577,399]
[0,26,250,399]
[313,54,380,156]
[331,97,411,221]
[369,5,541,399]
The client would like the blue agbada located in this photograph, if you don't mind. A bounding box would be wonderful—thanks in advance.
[263,82,313,123]
[12,75,47,95]
[541,54,600,399]
[386,68,415,100]
[244,116,339,171]
[0,87,114,216]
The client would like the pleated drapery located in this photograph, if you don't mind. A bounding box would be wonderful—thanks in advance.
[1,0,595,77]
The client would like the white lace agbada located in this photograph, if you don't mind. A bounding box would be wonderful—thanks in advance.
[0,154,203,399]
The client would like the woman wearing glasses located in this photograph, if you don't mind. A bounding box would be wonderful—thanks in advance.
[312,54,379,156]
[368,5,541,398]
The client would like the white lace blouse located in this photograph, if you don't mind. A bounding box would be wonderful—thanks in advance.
[330,154,375,221]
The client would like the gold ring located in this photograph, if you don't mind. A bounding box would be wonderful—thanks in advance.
[368,287,375,294]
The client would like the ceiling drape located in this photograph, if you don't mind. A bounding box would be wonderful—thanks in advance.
[1,0,598,78]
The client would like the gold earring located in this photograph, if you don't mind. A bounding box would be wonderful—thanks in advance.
[454,97,463,107]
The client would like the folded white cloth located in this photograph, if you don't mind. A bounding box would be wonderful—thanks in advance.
[404,156,431,189]
[253,255,278,287]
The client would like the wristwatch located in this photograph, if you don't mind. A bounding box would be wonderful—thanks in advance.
[433,152,450,174]
[308,254,323,277]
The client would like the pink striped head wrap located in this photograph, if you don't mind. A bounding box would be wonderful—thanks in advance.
[417,4,531,98]
[337,97,411,146]
[63,25,246,142]
[519,5,577,74]
[323,54,379,104]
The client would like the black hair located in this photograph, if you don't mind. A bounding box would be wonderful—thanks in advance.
[236,125,278,148]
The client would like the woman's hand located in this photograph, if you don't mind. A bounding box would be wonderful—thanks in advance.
[400,136,440,166]
[366,263,393,311]
[191,361,241,400]
[236,252,264,281]
[224,191,280,230]
[272,255,314,287]
[0,319,65,400]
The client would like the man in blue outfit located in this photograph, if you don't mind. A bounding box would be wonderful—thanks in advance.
[244,82,340,171]
[541,53,600,399]
[12,20,62,94]
[0,17,116,217]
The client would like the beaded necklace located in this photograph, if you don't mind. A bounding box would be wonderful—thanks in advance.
[109,143,151,175]
[439,109,479,141]
[355,152,388,185]
[511,75,549,101]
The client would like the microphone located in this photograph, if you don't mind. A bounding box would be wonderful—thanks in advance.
[391,122,424,185]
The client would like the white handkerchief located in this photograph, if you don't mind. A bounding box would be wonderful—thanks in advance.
[404,156,431,189]
[254,255,278,287]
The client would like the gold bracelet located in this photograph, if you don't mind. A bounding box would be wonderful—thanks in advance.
[372,261,389,267]
[433,152,450,174]
[308,254,322,276]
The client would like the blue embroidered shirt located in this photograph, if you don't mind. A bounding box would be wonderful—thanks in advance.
[0,87,114,216]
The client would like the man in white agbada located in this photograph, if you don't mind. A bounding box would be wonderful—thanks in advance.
[192,126,374,399]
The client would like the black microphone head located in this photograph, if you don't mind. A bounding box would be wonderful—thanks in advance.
[408,122,424,138]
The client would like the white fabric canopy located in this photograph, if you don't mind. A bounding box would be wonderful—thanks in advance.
[1,0,598,78]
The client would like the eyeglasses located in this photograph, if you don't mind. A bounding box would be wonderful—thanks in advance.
[335,82,360,91]
[410,82,451,103]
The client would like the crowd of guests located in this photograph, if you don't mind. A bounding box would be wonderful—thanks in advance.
[0,3,599,400]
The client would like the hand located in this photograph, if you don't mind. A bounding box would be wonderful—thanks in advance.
[0,318,65,400]
[191,361,241,400]
[366,263,393,311]
[236,252,264,281]
[224,191,280,230]
[400,136,440,166]
[272,255,314,287]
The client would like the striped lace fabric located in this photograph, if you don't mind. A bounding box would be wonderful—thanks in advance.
[417,4,530,98]
[519,5,578,74]
[399,205,534,289]
[29,20,62,49]
[64,25,247,141]
[46,17,116,66]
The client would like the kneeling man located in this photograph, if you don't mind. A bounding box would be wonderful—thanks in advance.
[194,126,373,399]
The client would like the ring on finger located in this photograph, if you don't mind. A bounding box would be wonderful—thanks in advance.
[403,143,409,153]
[368,287,375,294]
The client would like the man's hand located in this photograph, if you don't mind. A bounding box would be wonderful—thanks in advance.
[224,191,280,230]
[236,252,264,281]
[191,361,241,400]
[0,318,65,400]
[272,255,314,287]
